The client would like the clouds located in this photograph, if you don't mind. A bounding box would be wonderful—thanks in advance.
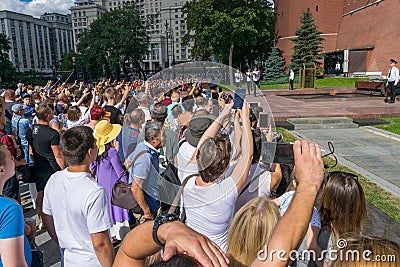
[0,0,75,17]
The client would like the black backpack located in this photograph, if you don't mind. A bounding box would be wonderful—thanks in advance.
[158,139,187,213]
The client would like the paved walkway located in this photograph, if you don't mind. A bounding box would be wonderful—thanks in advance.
[292,127,400,198]
[257,88,400,121]
[291,126,400,245]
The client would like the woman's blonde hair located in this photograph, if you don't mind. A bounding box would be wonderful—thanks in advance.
[227,197,280,267]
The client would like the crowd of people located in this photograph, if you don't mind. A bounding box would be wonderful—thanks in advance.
[0,77,398,267]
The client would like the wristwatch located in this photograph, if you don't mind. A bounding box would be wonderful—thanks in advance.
[152,213,180,247]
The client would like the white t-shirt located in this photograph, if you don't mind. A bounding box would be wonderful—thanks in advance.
[177,141,198,182]
[43,169,112,267]
[183,176,238,252]
[246,71,252,82]
[234,164,272,214]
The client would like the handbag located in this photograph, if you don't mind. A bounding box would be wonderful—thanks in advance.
[31,250,44,267]
[15,164,36,183]
[111,150,147,213]
[30,241,44,267]
[158,160,181,212]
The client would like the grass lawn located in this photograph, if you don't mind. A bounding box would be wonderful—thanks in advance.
[275,127,400,223]
[373,117,400,135]
[260,77,368,90]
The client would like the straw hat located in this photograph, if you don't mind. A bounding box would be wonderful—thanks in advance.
[94,120,121,155]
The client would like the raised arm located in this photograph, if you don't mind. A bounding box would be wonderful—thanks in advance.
[233,110,242,158]
[118,84,130,107]
[251,140,324,267]
[230,102,253,192]
[113,221,229,267]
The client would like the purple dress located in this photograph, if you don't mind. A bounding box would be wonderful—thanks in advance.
[91,148,130,224]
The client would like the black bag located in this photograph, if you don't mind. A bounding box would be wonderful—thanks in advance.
[158,161,181,212]
[15,164,36,183]
[111,150,147,213]
[31,250,44,267]
[158,140,187,212]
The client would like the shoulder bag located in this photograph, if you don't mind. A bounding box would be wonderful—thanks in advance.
[111,150,147,213]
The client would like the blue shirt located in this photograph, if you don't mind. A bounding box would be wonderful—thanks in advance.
[128,141,160,213]
[12,116,32,146]
[117,126,141,164]
[0,196,32,267]
[23,104,35,120]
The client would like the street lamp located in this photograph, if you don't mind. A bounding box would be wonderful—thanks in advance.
[165,20,170,68]
[72,56,77,81]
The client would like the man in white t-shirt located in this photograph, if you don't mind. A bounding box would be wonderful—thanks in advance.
[246,69,253,95]
[43,126,114,267]
[252,67,260,96]
[234,69,243,88]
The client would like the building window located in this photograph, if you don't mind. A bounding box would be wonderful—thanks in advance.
[316,5,319,12]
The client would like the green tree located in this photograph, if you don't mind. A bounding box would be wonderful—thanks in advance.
[77,4,151,80]
[60,51,78,72]
[183,0,274,70]
[263,46,285,81]
[0,33,17,86]
[290,8,324,73]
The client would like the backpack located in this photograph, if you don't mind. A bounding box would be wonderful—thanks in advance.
[158,139,187,213]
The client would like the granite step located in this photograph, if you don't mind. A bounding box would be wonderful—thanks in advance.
[288,117,359,130]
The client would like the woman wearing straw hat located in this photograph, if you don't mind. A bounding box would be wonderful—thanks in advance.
[91,120,130,242]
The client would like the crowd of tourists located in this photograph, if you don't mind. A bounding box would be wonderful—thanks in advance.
[0,78,398,267]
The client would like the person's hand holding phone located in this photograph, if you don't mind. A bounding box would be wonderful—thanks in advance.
[261,123,273,142]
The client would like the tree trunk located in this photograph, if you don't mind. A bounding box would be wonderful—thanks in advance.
[229,41,234,87]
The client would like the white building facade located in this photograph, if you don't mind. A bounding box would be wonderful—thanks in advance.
[0,11,73,73]
[71,0,194,73]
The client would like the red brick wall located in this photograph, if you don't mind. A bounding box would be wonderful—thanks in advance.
[337,0,400,73]
[275,0,344,67]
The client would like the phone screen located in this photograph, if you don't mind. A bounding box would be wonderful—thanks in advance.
[259,112,269,128]
[262,142,294,164]
[233,88,246,109]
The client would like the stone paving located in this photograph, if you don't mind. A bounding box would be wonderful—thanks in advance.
[252,87,400,121]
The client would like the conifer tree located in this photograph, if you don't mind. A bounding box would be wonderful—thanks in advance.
[290,8,324,73]
[263,46,285,81]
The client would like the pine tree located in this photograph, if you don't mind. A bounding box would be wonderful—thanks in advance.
[263,46,286,81]
[290,8,324,73]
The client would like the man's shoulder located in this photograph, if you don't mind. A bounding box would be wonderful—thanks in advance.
[105,105,121,113]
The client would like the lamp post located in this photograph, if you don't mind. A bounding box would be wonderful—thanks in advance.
[165,20,170,68]
[72,56,77,81]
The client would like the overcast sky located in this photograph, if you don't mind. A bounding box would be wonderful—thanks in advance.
[0,0,74,17]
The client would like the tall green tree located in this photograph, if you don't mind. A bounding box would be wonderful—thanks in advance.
[183,0,274,70]
[290,8,324,73]
[77,4,152,80]
[263,46,285,81]
[0,33,17,85]
[60,51,78,72]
